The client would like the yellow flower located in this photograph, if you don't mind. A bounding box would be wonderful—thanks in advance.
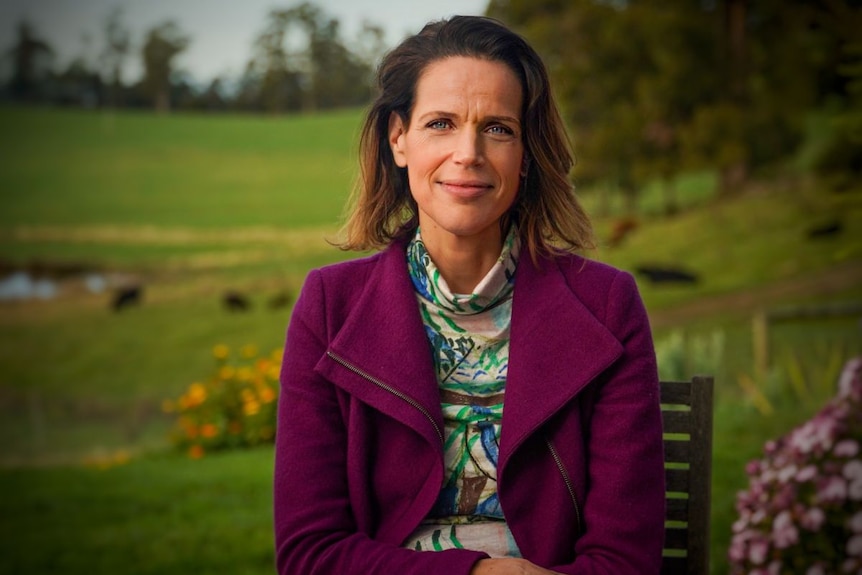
[241,344,258,359]
[201,423,218,438]
[243,400,260,416]
[237,367,254,382]
[259,386,277,404]
[213,344,229,360]
[188,382,207,404]
[188,445,204,459]
[218,366,236,380]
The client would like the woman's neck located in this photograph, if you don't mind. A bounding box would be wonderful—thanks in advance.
[420,229,503,294]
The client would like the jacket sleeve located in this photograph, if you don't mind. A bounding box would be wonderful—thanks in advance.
[555,270,666,575]
[273,269,489,575]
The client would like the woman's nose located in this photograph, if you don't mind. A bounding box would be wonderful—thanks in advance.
[452,130,483,166]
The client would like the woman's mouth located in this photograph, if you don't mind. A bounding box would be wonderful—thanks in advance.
[439,179,493,198]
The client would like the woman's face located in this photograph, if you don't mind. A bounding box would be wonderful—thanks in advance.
[389,56,524,252]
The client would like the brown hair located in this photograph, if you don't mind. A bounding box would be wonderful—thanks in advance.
[338,15,594,261]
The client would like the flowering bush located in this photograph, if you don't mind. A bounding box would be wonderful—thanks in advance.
[729,357,862,575]
[163,344,281,458]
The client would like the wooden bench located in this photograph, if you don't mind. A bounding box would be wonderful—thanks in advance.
[660,376,715,575]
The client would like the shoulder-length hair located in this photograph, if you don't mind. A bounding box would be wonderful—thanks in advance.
[338,15,594,262]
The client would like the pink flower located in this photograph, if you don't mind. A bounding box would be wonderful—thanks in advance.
[772,510,799,549]
[749,536,770,565]
[777,464,798,483]
[844,460,862,482]
[800,507,826,531]
[751,509,767,526]
[796,465,818,483]
[844,459,862,481]
[729,357,862,574]
[817,475,848,503]
[835,439,860,458]
[844,461,862,501]
[728,535,746,562]
[746,460,763,475]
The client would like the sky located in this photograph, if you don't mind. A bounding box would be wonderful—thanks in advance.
[0,0,489,84]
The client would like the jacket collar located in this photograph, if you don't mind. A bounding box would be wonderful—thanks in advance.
[319,241,623,456]
[320,240,445,450]
[501,253,622,462]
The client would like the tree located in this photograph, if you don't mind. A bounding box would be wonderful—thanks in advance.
[141,20,189,112]
[246,2,374,113]
[304,14,373,109]
[248,8,303,113]
[488,0,856,206]
[6,21,54,102]
[354,20,387,79]
[100,7,132,108]
[54,57,103,108]
[487,0,658,212]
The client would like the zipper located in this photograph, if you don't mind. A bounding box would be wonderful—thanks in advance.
[545,437,582,534]
[326,350,443,444]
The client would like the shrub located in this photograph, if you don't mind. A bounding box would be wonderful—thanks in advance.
[164,344,281,458]
[729,357,862,574]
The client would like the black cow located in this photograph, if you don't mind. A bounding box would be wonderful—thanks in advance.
[112,285,142,311]
[223,290,251,312]
[635,265,699,285]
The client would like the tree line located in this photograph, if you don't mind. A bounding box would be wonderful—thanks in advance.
[487,0,861,200]
[2,2,386,114]
[3,1,860,200]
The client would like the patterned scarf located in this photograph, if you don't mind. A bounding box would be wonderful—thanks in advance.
[406,226,519,522]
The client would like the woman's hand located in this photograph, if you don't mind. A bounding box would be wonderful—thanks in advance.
[469,558,563,575]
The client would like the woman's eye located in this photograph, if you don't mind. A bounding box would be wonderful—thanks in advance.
[487,124,514,136]
[428,120,451,130]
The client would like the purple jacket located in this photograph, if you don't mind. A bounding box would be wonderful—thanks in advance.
[274,238,665,575]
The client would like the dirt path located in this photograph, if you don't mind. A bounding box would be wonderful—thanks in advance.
[648,260,862,328]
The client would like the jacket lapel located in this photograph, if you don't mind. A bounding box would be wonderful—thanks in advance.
[313,242,624,460]
[500,255,623,465]
[314,242,445,452]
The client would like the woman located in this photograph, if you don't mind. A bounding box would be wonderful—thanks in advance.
[274,15,665,575]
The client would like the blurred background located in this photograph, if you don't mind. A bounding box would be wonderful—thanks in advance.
[0,1,860,573]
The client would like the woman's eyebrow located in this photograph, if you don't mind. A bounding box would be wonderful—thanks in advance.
[415,110,456,122]
[486,115,521,126]
[415,111,521,126]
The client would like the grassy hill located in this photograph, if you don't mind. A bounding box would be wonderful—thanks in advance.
[0,105,860,574]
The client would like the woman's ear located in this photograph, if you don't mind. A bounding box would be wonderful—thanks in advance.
[388,113,408,168]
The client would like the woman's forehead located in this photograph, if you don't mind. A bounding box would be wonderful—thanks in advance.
[412,57,523,116]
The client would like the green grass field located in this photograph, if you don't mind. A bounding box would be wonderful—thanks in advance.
[1,105,861,573]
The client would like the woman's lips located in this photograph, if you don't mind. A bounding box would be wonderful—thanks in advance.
[439,179,493,198]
